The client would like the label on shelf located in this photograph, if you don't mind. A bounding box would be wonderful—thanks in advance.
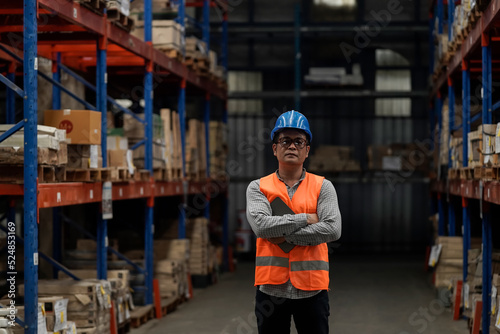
[102,181,113,220]
[90,145,98,169]
[38,303,48,334]
[496,301,500,329]
[126,149,134,175]
[34,57,38,71]
[34,252,38,266]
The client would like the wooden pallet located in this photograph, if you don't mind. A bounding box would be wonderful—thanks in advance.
[460,167,474,180]
[158,48,183,62]
[0,164,61,183]
[102,167,120,182]
[108,9,135,32]
[130,305,154,328]
[75,0,106,14]
[448,168,461,180]
[156,296,180,317]
[117,319,131,334]
[153,168,165,181]
[65,168,92,182]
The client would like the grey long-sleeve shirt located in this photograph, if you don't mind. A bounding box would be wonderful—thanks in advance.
[246,169,341,299]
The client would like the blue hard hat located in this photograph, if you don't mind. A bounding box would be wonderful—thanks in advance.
[271,110,312,142]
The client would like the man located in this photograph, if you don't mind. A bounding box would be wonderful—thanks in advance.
[246,110,341,334]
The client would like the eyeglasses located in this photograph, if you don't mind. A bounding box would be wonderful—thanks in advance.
[277,137,308,149]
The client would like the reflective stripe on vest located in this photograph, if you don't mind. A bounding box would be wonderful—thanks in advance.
[256,256,289,268]
[255,172,330,291]
[291,260,329,272]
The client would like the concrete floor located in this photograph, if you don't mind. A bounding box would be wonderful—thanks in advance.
[131,254,469,334]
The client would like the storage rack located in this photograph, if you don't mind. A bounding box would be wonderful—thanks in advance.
[429,1,500,333]
[0,0,228,332]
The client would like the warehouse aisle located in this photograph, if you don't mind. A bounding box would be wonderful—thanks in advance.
[131,254,469,334]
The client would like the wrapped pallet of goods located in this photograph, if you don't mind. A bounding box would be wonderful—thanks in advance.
[57,270,133,329]
[19,279,112,334]
[160,108,183,181]
[187,218,212,287]
[154,239,190,300]
[185,119,207,181]
[432,237,463,289]
[209,121,228,180]
[0,124,68,183]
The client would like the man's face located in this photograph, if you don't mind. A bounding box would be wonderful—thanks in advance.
[272,129,310,166]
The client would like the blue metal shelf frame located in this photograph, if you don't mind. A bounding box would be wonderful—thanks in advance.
[0,0,229,326]
[482,30,493,334]
[447,77,456,236]
[436,93,446,236]
[144,0,155,305]
[462,59,471,284]
[23,0,39,331]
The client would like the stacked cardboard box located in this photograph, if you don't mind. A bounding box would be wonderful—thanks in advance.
[185,119,207,180]
[185,37,208,61]
[160,108,183,181]
[57,270,133,328]
[154,239,190,299]
[123,113,166,169]
[0,125,68,166]
[479,124,497,166]
[107,136,129,168]
[132,20,182,50]
[187,218,210,275]
[434,236,463,288]
[450,137,463,169]
[209,121,228,180]
[44,110,101,145]
[468,129,481,167]
[67,144,103,169]
[20,279,112,334]
[439,102,450,166]
[308,146,360,172]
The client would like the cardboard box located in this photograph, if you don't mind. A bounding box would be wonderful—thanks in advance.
[107,136,128,151]
[44,109,101,145]
[108,149,128,167]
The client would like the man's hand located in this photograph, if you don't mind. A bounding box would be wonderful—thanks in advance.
[267,237,286,244]
[306,213,319,225]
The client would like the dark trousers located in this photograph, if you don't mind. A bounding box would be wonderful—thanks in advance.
[255,289,330,334]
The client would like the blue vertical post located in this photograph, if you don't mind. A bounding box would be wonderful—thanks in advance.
[178,78,187,239]
[448,0,454,41]
[96,36,108,280]
[204,93,211,219]
[24,0,39,330]
[144,0,154,306]
[437,0,443,34]
[222,104,229,271]
[294,3,301,110]
[6,63,16,123]
[447,77,455,236]
[52,53,61,110]
[202,0,210,55]
[482,31,492,334]
[482,33,492,125]
[462,59,471,283]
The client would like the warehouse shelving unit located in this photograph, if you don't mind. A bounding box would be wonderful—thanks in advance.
[0,0,228,332]
[429,1,500,333]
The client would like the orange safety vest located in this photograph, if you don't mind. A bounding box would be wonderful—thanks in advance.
[255,172,329,291]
